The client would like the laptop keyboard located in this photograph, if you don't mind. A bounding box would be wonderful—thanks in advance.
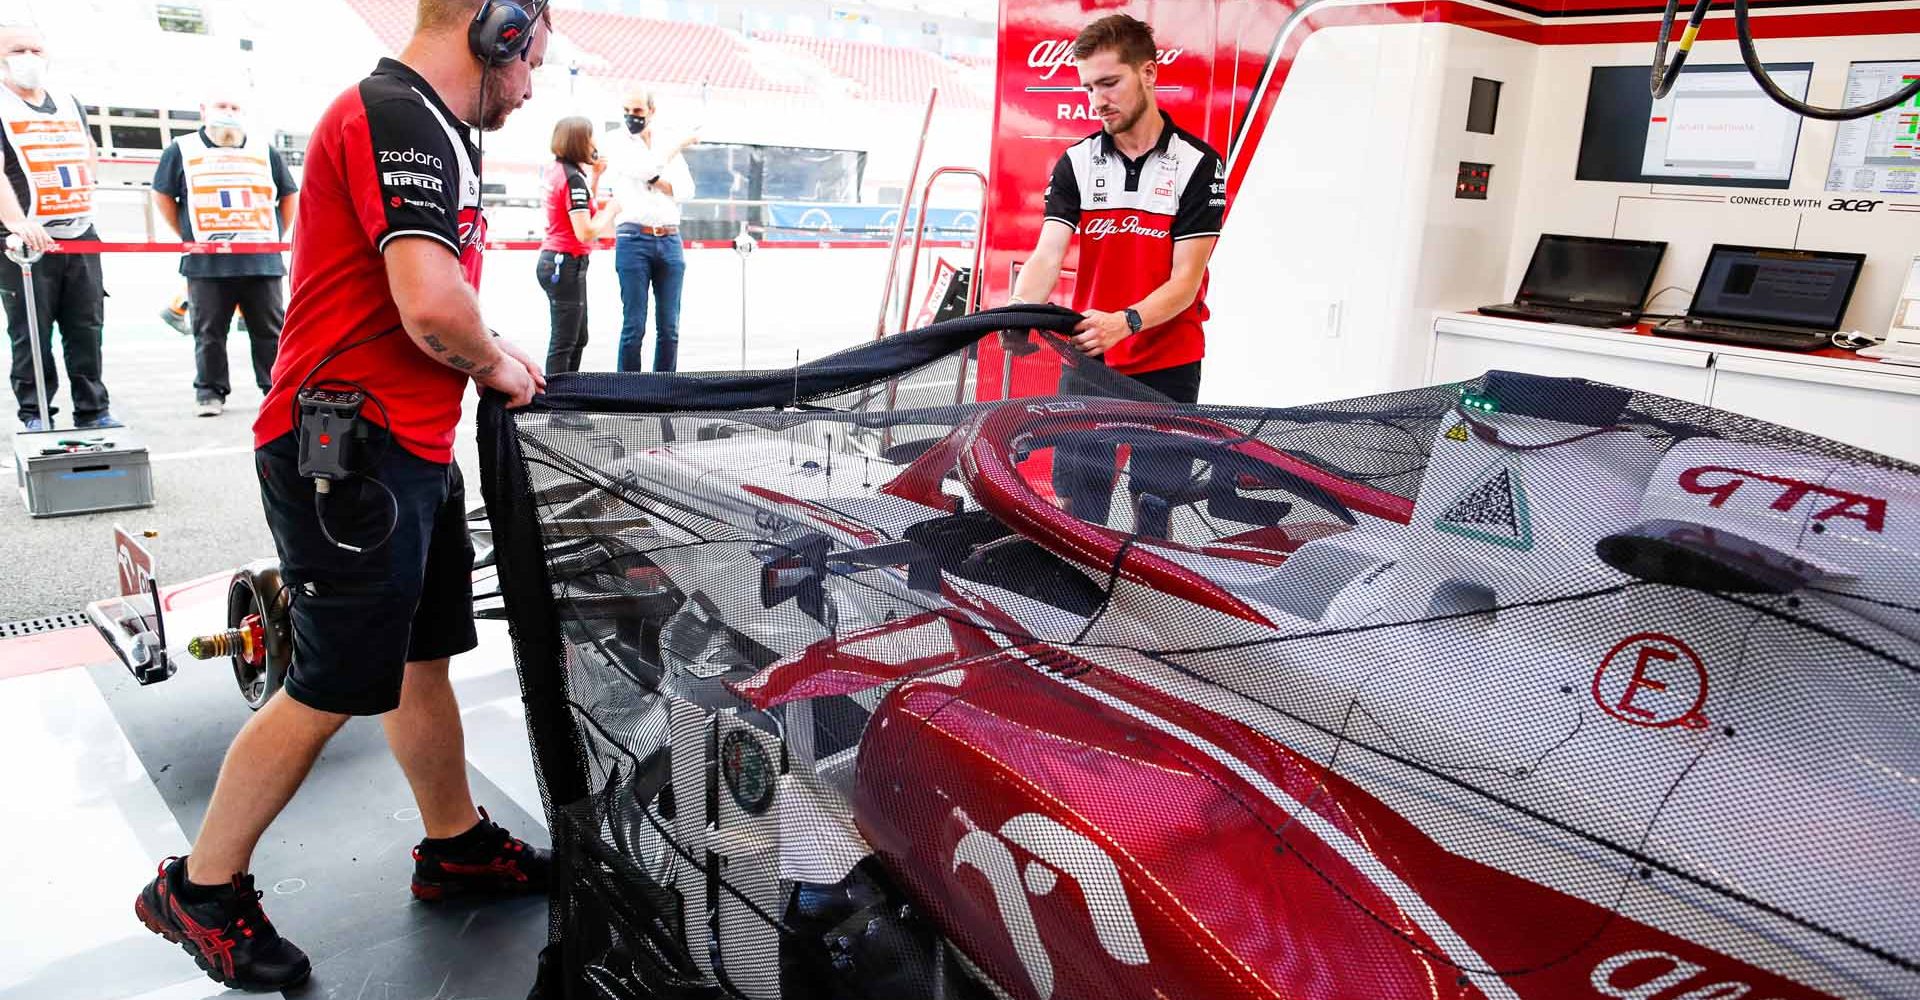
[1478,304,1632,328]
[1652,320,1829,352]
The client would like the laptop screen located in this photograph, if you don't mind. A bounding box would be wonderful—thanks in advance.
[1688,246,1866,331]
[1516,235,1668,312]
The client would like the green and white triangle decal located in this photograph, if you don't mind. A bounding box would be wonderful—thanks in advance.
[1434,462,1533,550]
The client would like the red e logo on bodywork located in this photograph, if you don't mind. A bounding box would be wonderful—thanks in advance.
[1593,633,1709,729]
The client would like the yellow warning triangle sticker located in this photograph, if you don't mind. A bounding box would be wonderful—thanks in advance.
[1445,423,1469,442]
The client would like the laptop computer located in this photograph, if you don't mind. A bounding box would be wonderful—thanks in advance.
[1479,234,1668,328]
[1652,245,1866,352]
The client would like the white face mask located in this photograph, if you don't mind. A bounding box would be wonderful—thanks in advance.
[5,54,47,92]
[206,109,244,131]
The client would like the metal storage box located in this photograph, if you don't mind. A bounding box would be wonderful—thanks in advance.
[13,429,154,518]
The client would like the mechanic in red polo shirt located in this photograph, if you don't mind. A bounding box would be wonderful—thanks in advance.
[134,3,552,991]
[1009,13,1226,534]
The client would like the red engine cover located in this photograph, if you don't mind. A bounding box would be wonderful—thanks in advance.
[851,646,1842,1000]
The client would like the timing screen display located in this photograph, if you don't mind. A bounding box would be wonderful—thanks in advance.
[1691,249,1862,329]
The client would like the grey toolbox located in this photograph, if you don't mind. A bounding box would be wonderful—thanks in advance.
[7,236,153,518]
[14,428,154,517]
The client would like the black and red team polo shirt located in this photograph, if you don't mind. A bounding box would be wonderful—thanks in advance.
[255,58,487,465]
[541,160,594,256]
[1042,110,1225,376]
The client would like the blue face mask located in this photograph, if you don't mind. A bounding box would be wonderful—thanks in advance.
[623,114,647,135]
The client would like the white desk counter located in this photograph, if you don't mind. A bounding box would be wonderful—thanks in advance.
[1430,311,1920,463]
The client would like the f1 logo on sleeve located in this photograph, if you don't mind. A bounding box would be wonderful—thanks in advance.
[1593,633,1709,729]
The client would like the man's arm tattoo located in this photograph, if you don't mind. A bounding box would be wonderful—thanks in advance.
[424,334,448,353]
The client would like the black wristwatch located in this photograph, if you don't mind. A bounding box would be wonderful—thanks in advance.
[1123,308,1143,335]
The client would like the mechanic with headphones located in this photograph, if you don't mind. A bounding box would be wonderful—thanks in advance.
[134,3,551,991]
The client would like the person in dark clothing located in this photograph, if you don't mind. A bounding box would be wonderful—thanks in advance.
[537,115,620,374]
[151,87,300,416]
[132,2,553,992]
[0,21,115,430]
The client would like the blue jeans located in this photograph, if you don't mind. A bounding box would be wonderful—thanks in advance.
[614,230,686,373]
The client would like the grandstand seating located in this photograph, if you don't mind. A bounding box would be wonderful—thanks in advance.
[756,32,988,109]
[340,0,417,56]
[554,10,802,93]
[336,0,988,106]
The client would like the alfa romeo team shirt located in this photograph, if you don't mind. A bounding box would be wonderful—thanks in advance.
[255,58,486,464]
[1042,110,1224,376]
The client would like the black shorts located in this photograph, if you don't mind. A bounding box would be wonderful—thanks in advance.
[256,431,478,715]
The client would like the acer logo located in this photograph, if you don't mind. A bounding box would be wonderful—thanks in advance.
[1084,215,1169,241]
[1027,38,1183,80]
[1827,198,1881,212]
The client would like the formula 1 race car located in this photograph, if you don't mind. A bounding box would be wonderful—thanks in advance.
[483,319,1920,1000]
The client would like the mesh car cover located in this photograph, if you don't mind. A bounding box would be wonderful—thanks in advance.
[480,306,1920,1000]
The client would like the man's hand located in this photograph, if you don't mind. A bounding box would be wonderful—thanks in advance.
[496,336,548,394]
[9,219,52,255]
[1071,310,1132,358]
[478,355,537,409]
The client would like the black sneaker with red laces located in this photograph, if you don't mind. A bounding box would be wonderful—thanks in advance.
[410,807,552,902]
[135,857,311,992]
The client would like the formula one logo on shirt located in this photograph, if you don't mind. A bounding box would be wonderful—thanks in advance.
[383,170,445,194]
[1084,215,1169,241]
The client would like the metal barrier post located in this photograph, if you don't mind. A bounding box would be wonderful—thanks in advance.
[5,236,52,430]
[873,88,938,340]
[733,222,756,371]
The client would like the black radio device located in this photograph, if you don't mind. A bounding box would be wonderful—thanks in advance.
[296,387,367,482]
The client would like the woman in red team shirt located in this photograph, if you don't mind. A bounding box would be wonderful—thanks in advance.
[537,116,620,373]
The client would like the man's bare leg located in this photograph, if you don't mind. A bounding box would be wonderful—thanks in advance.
[382,657,481,839]
[186,693,349,886]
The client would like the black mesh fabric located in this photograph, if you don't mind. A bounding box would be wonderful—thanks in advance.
[482,307,1920,1000]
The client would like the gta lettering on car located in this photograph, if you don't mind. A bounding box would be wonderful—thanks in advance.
[1592,633,1709,729]
[1678,466,1888,533]
[952,808,1147,999]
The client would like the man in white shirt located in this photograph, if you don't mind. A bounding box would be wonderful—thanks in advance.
[607,88,696,372]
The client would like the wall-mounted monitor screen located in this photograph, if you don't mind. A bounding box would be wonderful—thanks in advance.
[1576,63,1811,189]
[1825,60,1920,194]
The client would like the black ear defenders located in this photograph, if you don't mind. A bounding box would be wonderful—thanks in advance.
[469,0,549,67]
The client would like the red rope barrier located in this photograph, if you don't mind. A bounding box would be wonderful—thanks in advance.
[26,238,975,254]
